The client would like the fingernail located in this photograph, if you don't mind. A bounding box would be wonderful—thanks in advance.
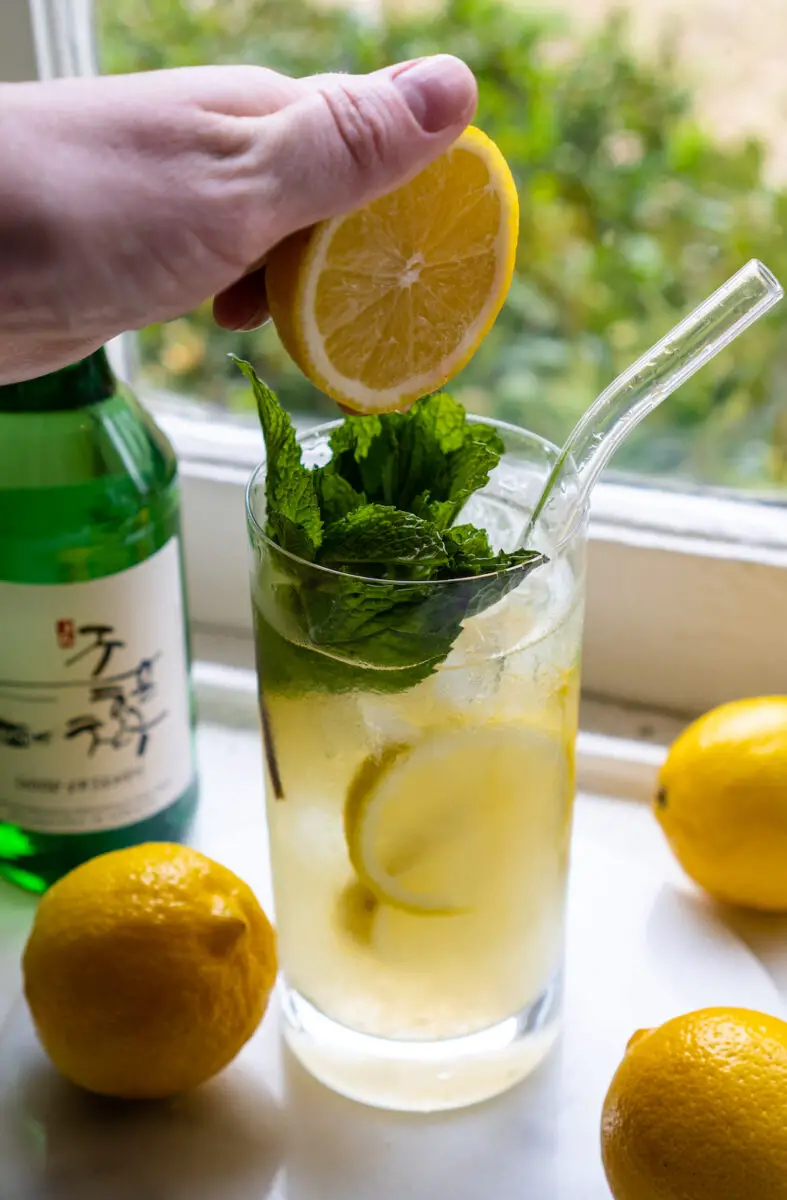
[393,55,476,134]
[234,310,270,332]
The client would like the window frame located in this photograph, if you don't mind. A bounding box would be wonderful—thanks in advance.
[5,0,787,718]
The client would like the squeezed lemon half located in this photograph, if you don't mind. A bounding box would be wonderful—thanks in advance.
[266,126,520,413]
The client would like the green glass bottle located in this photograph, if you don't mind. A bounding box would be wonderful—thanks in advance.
[0,348,198,892]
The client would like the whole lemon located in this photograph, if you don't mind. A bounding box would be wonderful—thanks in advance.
[23,843,277,1099]
[602,1008,787,1200]
[655,696,787,910]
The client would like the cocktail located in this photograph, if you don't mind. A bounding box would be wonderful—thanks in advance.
[241,106,780,1113]
[246,383,585,1112]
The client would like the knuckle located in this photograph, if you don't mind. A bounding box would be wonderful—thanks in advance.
[193,109,251,162]
[317,84,391,172]
[181,113,270,266]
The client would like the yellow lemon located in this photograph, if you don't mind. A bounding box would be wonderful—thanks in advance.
[654,696,787,910]
[23,843,277,1099]
[266,125,519,413]
[601,1008,787,1200]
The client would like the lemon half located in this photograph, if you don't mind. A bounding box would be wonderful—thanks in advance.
[266,126,520,413]
[344,726,562,915]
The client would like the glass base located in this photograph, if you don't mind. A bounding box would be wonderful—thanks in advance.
[281,974,562,1113]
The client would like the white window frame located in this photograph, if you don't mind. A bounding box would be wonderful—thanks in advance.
[4,0,787,718]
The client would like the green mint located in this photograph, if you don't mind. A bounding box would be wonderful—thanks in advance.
[235,357,322,560]
[236,357,545,692]
[320,390,503,529]
[311,469,365,525]
[320,506,450,571]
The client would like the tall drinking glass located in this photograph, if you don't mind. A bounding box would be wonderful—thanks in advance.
[246,417,586,1112]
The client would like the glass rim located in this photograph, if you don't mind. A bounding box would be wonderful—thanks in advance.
[245,414,587,588]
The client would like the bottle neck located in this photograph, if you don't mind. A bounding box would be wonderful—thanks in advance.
[0,348,117,413]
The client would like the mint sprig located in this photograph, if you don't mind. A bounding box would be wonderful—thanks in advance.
[237,357,545,692]
[235,357,322,560]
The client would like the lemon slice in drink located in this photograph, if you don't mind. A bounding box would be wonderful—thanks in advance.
[344,727,560,915]
[266,126,519,413]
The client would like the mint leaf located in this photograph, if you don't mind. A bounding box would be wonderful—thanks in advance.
[291,552,544,681]
[443,524,542,577]
[300,574,448,671]
[233,356,322,560]
[329,414,382,462]
[394,392,466,509]
[448,555,544,624]
[411,390,467,454]
[443,523,496,569]
[440,424,505,521]
[327,392,503,524]
[412,421,504,530]
[328,415,401,504]
[321,506,448,572]
[312,468,365,525]
[254,601,436,695]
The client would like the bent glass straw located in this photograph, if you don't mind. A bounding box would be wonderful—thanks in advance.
[523,259,784,545]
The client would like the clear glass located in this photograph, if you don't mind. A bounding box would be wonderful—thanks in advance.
[246,418,586,1111]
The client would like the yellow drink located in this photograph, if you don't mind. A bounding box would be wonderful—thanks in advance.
[248,419,585,1111]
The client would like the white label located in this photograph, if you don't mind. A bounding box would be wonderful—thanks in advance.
[0,539,194,833]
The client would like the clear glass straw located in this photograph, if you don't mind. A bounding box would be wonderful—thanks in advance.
[523,259,783,545]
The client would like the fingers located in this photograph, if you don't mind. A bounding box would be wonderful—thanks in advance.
[249,55,477,242]
[213,267,269,331]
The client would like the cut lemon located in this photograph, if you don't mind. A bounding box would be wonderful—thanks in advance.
[266,126,520,413]
[344,726,565,915]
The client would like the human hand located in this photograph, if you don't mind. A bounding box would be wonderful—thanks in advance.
[0,57,476,383]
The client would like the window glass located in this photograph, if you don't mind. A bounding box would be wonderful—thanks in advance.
[98,0,787,493]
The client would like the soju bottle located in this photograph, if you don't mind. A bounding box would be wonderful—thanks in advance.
[0,348,199,892]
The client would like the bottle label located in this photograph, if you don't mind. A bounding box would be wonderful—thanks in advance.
[0,538,194,834]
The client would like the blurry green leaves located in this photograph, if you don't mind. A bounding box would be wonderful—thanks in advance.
[102,0,787,488]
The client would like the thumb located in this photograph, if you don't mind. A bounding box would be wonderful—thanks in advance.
[256,55,477,239]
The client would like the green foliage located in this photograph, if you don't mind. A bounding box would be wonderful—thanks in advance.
[99,0,787,488]
[243,361,543,687]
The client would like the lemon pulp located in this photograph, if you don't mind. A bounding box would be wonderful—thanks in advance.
[266,126,520,412]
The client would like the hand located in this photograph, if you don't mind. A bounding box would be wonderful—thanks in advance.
[0,58,477,383]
